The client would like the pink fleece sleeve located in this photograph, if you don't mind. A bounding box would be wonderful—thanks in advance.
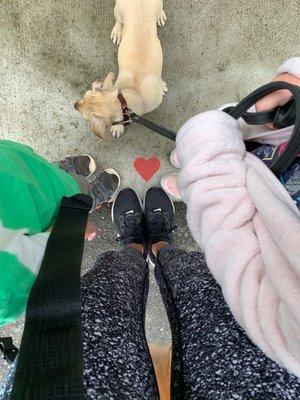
[176,110,300,378]
[276,57,300,79]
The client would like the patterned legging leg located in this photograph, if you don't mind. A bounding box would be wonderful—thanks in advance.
[155,246,300,400]
[81,248,159,400]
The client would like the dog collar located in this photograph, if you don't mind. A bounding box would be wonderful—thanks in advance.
[116,93,131,126]
[112,93,140,127]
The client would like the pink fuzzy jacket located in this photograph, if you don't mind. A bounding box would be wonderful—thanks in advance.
[176,58,300,377]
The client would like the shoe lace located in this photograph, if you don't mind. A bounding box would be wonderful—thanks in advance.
[116,213,143,243]
[146,211,177,240]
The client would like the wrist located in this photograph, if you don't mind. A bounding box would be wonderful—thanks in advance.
[272,73,300,88]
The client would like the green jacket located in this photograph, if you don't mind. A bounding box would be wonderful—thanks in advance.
[0,140,80,325]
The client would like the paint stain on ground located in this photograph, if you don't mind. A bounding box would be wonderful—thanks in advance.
[134,156,161,182]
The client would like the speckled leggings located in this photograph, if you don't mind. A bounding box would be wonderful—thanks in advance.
[81,246,300,400]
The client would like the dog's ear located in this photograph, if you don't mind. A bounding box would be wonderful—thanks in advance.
[92,81,103,92]
[102,72,115,89]
[90,115,109,140]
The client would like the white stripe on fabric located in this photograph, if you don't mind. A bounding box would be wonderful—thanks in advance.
[0,223,49,276]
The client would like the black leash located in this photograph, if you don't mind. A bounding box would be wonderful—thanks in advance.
[130,112,177,141]
[124,82,299,177]
[223,99,296,128]
[226,82,300,177]
[9,194,92,400]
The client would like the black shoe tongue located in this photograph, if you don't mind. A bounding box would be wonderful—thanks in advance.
[125,214,139,228]
[123,214,143,236]
[152,211,166,230]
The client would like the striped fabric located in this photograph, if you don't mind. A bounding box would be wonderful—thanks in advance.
[0,140,81,326]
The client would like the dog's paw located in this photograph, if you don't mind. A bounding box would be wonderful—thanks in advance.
[110,124,125,139]
[111,22,123,46]
[162,80,168,95]
[157,10,167,27]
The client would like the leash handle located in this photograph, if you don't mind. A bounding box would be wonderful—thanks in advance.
[223,99,295,128]
[226,82,300,176]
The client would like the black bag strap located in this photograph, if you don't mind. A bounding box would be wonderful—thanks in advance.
[224,81,300,176]
[9,194,92,400]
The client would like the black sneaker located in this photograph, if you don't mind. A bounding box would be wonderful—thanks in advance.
[112,188,145,249]
[144,187,177,264]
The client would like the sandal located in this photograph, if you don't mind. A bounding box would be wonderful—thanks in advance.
[58,155,97,179]
[90,168,121,211]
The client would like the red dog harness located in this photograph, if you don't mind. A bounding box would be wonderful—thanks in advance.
[116,93,131,125]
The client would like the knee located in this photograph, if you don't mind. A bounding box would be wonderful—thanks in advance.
[92,249,147,275]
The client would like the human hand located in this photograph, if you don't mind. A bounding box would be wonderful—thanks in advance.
[255,73,300,128]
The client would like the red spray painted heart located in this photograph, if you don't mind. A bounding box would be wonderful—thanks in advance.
[133,156,161,182]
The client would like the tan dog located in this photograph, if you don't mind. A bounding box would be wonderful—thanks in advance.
[75,0,167,140]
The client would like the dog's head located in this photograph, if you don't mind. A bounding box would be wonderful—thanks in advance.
[75,72,118,140]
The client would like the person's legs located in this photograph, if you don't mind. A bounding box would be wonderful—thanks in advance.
[155,247,300,399]
[81,188,159,399]
[81,249,159,399]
